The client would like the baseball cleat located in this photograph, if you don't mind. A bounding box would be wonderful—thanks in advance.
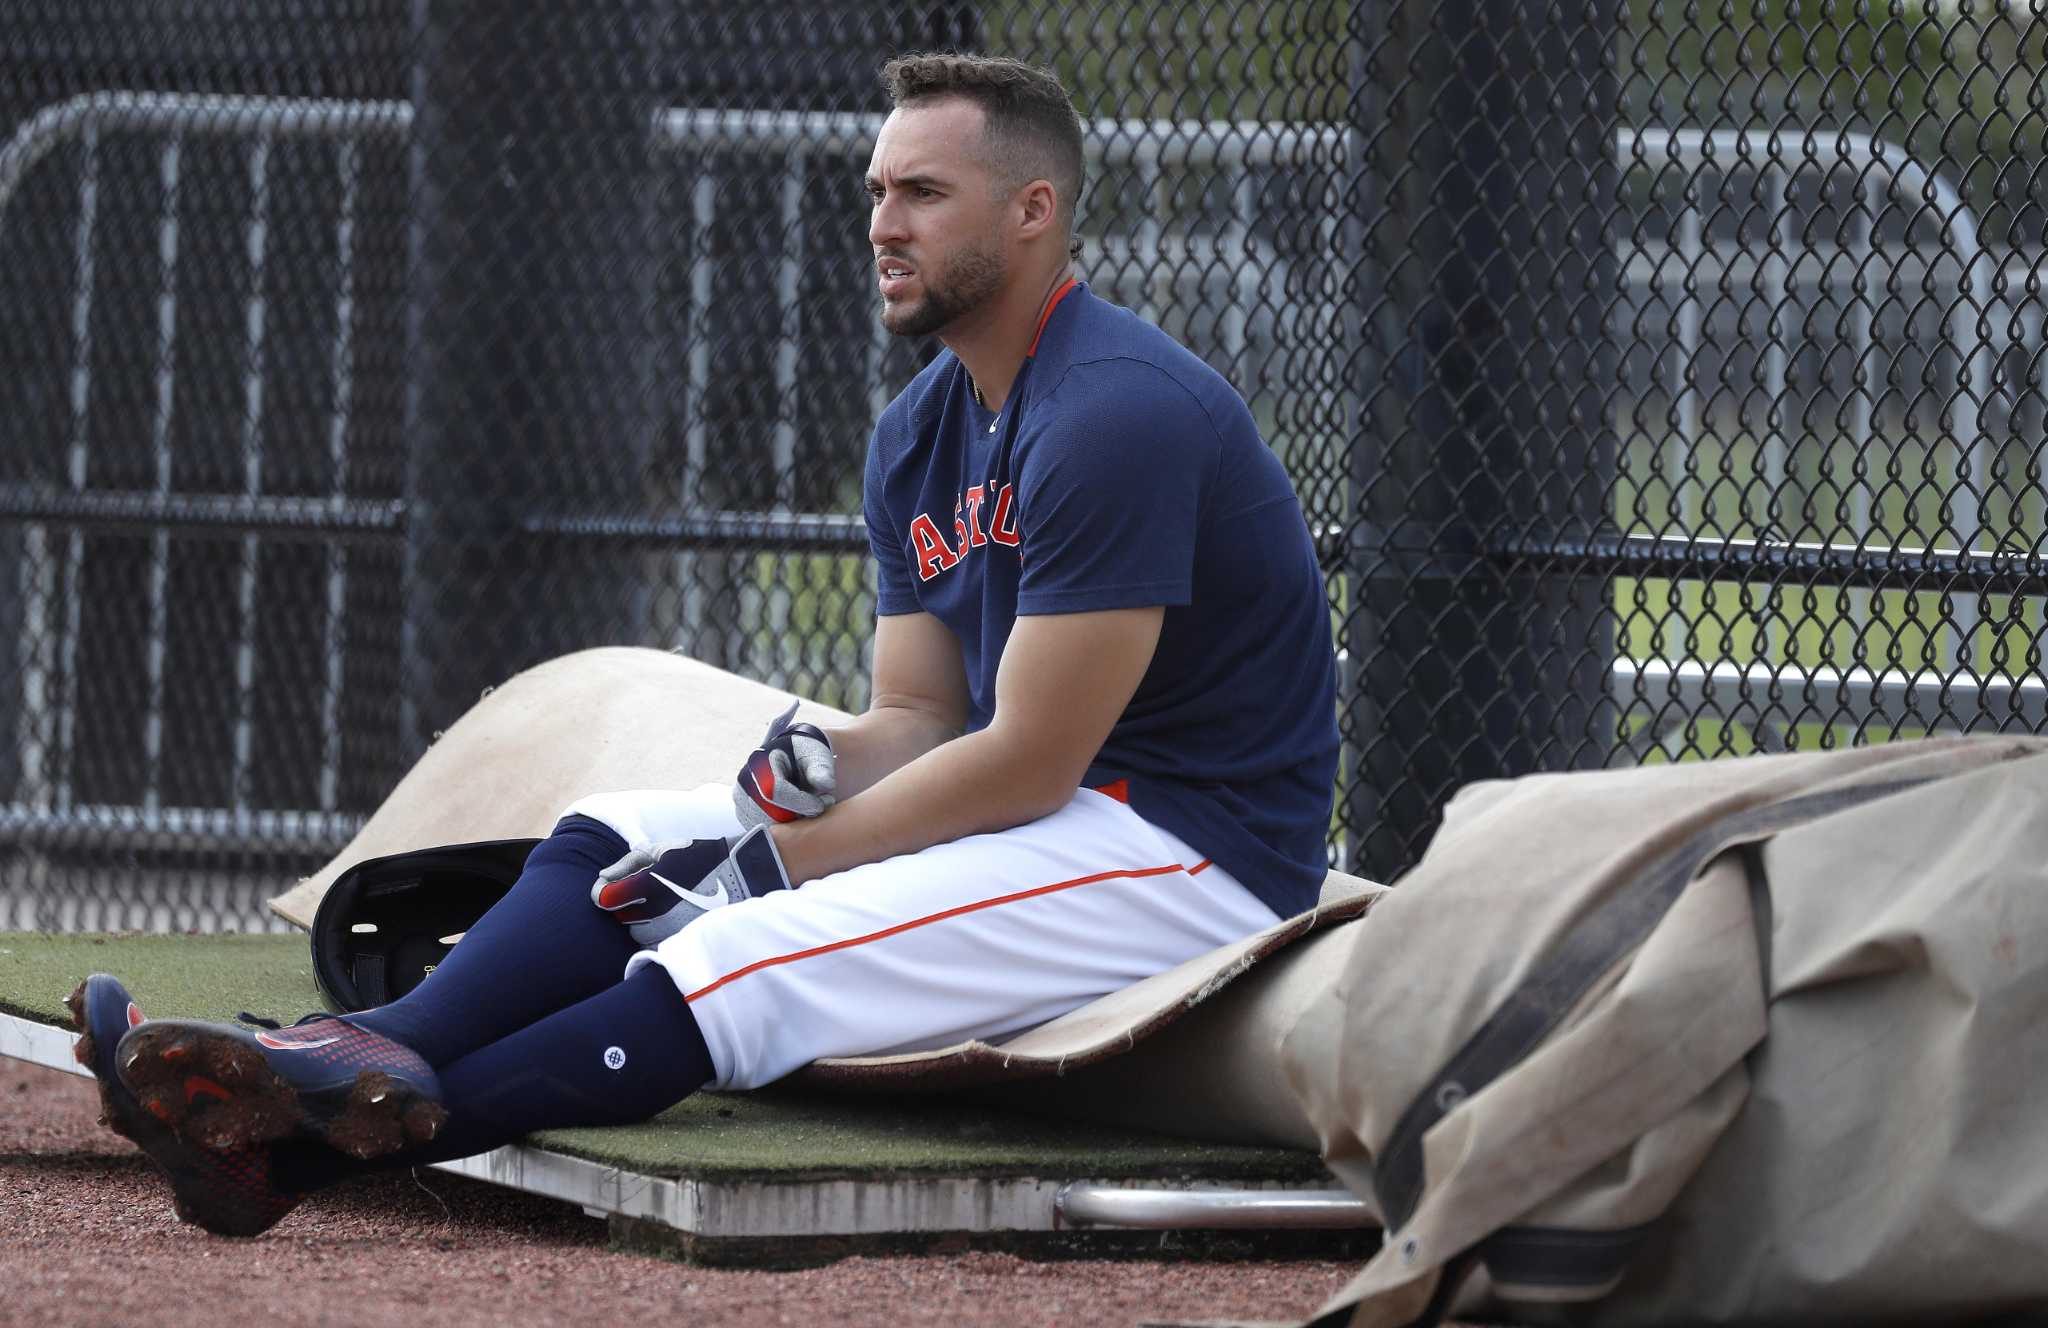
[67,973,150,1144]
[115,1011,447,1162]
[68,974,302,1237]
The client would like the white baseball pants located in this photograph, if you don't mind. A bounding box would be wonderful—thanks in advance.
[562,783,1280,1090]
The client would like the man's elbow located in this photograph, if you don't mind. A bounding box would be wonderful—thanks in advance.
[1012,776,1079,824]
[980,728,1097,822]
[868,697,966,745]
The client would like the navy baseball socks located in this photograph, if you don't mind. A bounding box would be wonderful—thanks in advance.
[101,822,641,1174]
[270,963,714,1195]
[79,815,711,1234]
[346,814,641,1067]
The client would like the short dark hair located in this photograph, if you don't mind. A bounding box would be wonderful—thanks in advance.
[880,53,1085,238]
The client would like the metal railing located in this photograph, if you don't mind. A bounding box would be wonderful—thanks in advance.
[0,93,1335,922]
[1,90,2042,922]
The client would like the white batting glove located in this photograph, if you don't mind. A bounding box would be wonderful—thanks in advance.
[733,701,837,830]
[590,824,793,947]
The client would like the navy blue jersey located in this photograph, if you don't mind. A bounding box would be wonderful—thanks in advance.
[862,282,1339,918]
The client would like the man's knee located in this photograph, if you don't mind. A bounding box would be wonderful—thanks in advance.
[558,785,738,856]
[556,791,644,846]
[527,813,630,875]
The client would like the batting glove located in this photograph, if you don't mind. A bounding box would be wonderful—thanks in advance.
[590,824,793,947]
[734,701,837,830]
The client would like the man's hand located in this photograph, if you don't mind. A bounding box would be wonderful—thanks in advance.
[770,606,1163,886]
[590,824,793,946]
[734,702,838,830]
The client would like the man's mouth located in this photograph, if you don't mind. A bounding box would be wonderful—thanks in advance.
[878,259,916,297]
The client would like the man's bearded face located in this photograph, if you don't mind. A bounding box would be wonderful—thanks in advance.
[879,233,1007,337]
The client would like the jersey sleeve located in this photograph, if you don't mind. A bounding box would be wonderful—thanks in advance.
[863,422,921,616]
[1012,365,1216,615]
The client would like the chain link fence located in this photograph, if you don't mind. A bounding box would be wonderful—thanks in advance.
[2,1,2043,931]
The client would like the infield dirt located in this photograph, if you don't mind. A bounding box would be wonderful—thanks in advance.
[2,1059,1379,1328]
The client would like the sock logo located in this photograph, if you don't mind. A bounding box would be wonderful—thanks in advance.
[603,1045,627,1071]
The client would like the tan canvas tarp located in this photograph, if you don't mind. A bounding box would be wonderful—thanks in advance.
[1280,734,2048,1327]
[269,647,1379,1131]
[269,647,856,928]
[274,655,2048,1320]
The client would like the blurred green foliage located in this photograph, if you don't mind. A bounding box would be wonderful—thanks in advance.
[975,0,1353,121]
[1622,0,2048,218]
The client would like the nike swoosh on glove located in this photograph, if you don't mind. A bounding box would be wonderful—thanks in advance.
[734,701,837,830]
[590,823,794,946]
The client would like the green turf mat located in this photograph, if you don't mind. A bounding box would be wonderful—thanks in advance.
[535,1089,1326,1183]
[0,931,320,1026]
[1,933,1324,1184]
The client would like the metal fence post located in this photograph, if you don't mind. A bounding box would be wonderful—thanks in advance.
[401,0,665,757]
[1345,0,1620,878]
[659,4,975,680]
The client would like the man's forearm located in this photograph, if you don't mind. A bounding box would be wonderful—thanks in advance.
[822,704,963,800]
[771,724,1076,885]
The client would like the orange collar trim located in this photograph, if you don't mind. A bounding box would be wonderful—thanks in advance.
[1027,277,1081,358]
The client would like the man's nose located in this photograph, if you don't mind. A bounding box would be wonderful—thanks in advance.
[869,193,908,247]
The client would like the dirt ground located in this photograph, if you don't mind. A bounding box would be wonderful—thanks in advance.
[1,1059,1365,1328]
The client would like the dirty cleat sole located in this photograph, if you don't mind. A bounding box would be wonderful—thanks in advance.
[66,974,155,1145]
[68,975,303,1237]
[116,1019,447,1161]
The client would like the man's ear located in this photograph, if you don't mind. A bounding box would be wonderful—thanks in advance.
[1015,178,1060,240]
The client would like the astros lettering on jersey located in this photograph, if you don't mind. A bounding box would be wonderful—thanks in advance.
[906,480,1020,580]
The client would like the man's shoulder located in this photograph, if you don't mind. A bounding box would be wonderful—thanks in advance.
[1043,289,1240,396]
[1032,290,1252,435]
[1038,287,1194,375]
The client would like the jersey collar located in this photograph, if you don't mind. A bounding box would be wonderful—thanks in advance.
[969,277,1081,412]
[1027,276,1082,359]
